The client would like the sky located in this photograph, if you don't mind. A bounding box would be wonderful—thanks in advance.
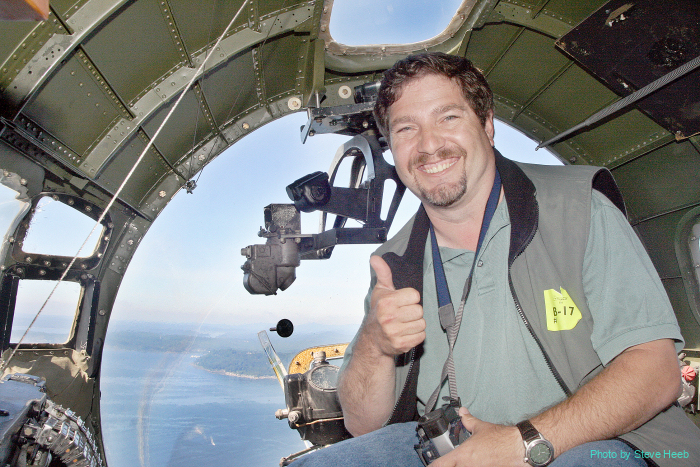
[0,0,562,342]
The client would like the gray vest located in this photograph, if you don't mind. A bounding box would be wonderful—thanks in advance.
[376,152,700,466]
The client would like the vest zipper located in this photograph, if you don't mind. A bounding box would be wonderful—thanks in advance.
[384,346,416,426]
[508,277,572,397]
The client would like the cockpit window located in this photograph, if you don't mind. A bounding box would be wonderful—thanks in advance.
[22,196,100,257]
[10,279,81,344]
[329,0,464,45]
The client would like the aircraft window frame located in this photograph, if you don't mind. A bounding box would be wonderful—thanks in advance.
[676,209,700,330]
[10,278,82,345]
[22,195,101,258]
[0,191,113,349]
[9,193,113,271]
[320,0,473,57]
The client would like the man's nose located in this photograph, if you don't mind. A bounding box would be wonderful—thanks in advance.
[417,128,445,155]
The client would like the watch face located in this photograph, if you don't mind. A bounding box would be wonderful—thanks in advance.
[529,441,553,465]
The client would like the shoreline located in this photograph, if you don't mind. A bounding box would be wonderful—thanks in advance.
[192,363,276,380]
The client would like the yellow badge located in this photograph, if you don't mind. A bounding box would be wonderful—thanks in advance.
[544,288,582,331]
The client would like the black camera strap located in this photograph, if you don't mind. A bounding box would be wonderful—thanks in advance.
[425,170,501,413]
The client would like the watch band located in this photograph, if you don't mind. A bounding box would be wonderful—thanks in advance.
[516,420,554,467]
[516,420,540,442]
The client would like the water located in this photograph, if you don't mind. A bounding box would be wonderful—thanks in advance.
[100,348,306,467]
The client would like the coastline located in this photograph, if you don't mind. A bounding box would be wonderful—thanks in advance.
[192,363,276,380]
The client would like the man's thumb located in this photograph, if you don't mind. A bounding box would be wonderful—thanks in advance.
[370,255,396,291]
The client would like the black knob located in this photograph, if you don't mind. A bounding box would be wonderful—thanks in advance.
[270,318,294,338]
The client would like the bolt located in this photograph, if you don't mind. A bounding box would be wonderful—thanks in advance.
[99,310,106,316]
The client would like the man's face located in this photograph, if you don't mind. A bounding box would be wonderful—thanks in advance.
[387,73,495,210]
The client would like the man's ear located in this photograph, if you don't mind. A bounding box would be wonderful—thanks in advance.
[484,110,495,147]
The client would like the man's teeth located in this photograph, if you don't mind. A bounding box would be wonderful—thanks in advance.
[424,159,456,174]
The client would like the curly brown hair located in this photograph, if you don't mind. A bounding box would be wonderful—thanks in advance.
[374,52,494,141]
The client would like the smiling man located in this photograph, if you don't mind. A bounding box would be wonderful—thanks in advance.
[294,53,700,467]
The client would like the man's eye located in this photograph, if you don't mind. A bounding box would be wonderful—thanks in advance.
[444,115,458,121]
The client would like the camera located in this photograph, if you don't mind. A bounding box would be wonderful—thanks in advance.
[414,401,471,465]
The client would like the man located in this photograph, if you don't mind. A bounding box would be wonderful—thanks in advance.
[295,53,700,466]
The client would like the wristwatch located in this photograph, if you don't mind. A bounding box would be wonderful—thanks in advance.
[516,420,554,466]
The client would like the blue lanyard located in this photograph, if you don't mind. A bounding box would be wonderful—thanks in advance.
[429,170,502,330]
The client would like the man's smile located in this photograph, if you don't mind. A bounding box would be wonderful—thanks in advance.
[419,157,460,174]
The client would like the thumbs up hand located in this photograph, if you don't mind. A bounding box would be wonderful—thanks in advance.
[365,255,426,357]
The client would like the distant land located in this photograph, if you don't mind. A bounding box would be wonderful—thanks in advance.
[103,320,357,378]
[193,348,295,379]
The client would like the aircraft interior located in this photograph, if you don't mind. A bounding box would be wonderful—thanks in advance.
[1,0,700,465]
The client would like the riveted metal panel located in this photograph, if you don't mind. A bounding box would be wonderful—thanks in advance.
[564,110,668,168]
[520,0,607,26]
[95,131,169,213]
[523,64,616,136]
[486,29,570,107]
[168,0,250,56]
[81,0,184,106]
[50,0,87,19]
[258,0,306,18]
[0,19,70,115]
[612,141,700,222]
[0,22,37,71]
[466,22,522,75]
[260,34,304,101]
[21,49,121,158]
[141,86,216,170]
[200,50,259,127]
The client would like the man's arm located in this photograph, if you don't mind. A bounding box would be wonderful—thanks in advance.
[338,255,426,436]
[431,338,681,467]
[533,337,681,452]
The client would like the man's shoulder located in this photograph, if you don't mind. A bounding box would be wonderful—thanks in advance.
[514,160,604,182]
[512,160,625,214]
[373,211,419,257]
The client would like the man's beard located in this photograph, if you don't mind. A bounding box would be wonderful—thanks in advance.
[411,148,468,208]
